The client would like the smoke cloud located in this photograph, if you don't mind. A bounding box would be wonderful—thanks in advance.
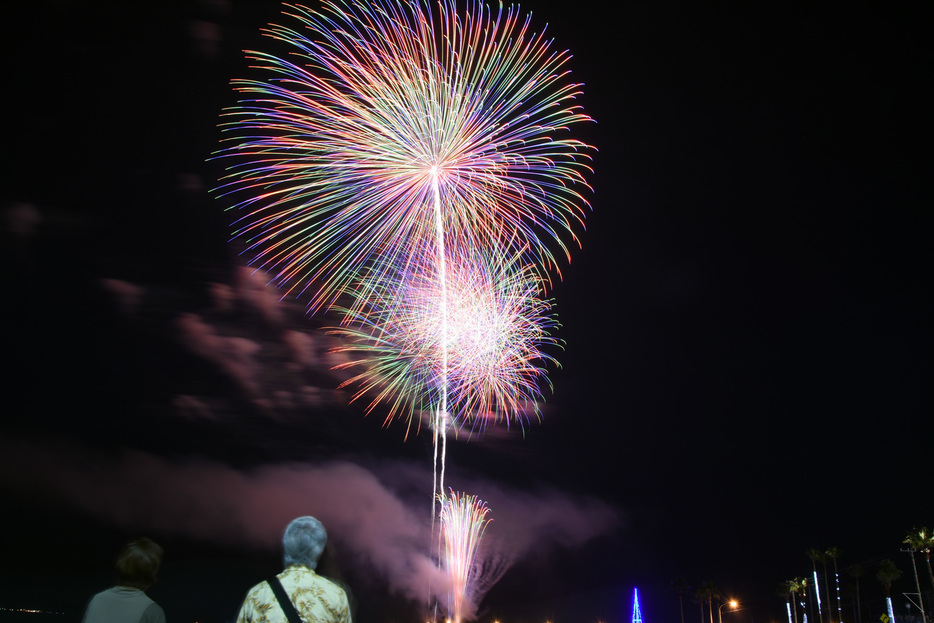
[0,436,622,614]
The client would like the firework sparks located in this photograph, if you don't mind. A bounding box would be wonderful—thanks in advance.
[214,0,594,314]
[330,241,559,436]
[440,491,508,623]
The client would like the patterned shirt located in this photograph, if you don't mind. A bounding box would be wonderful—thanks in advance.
[236,565,352,623]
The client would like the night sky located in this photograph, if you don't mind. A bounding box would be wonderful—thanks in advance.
[3,2,931,623]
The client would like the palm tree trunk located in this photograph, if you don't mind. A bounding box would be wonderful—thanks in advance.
[673,579,687,623]
[926,551,934,603]
[809,550,826,623]
[907,550,928,623]
[822,562,832,623]
[832,557,843,623]
[812,569,824,623]
[848,564,864,623]
[856,578,863,623]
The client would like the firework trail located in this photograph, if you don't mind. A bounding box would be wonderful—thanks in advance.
[439,491,508,623]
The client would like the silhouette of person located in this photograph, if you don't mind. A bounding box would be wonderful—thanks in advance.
[82,537,165,623]
[236,516,352,623]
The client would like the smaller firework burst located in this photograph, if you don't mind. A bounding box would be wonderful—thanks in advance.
[329,240,560,438]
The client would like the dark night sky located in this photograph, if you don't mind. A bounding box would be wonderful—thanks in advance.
[2,2,931,623]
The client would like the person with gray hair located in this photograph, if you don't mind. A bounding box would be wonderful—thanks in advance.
[236,516,352,623]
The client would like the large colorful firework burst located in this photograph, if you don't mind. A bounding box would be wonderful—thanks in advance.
[214,0,594,314]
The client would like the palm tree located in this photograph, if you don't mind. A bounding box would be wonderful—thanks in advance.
[693,587,707,623]
[778,580,797,623]
[826,547,844,623]
[819,551,833,623]
[795,576,810,623]
[672,577,690,623]
[809,548,828,623]
[847,563,864,623]
[904,527,934,600]
[876,559,902,623]
[902,527,931,623]
[783,577,808,623]
[696,581,721,623]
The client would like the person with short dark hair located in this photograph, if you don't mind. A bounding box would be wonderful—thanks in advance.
[236,516,352,623]
[83,537,166,623]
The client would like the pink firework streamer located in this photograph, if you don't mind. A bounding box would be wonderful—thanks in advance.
[439,491,506,623]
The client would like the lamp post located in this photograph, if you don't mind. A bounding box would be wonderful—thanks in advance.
[718,600,739,623]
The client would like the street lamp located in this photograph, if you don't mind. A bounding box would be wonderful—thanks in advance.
[718,600,739,623]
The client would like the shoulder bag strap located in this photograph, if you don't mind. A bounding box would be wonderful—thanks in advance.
[268,576,304,623]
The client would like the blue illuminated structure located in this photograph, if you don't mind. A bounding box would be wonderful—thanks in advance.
[632,588,643,623]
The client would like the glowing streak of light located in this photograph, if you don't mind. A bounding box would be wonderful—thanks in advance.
[440,491,493,623]
[432,170,449,529]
